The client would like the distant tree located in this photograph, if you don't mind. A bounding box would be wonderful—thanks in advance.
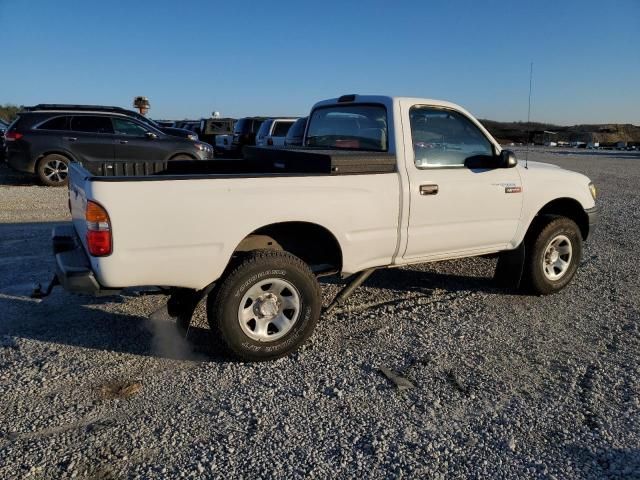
[0,104,23,123]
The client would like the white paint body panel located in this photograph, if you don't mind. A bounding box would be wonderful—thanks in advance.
[76,171,400,289]
[69,96,595,290]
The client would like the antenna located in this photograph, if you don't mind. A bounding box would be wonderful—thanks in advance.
[525,62,533,169]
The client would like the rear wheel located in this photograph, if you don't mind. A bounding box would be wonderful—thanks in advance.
[523,216,583,295]
[206,250,321,361]
[37,154,69,187]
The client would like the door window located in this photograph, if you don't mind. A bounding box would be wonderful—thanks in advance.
[113,118,149,136]
[37,116,70,131]
[410,107,493,168]
[70,116,114,134]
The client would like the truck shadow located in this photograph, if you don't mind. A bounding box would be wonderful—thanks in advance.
[1,263,509,361]
[0,292,226,362]
[0,162,37,186]
[321,261,507,297]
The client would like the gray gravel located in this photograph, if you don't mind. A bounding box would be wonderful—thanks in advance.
[1,149,639,479]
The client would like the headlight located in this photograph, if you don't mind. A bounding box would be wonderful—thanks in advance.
[588,182,597,200]
[188,134,198,141]
[194,143,211,152]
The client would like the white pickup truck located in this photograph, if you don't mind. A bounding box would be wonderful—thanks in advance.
[50,94,598,361]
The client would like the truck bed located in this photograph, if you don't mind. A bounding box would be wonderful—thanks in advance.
[81,147,397,179]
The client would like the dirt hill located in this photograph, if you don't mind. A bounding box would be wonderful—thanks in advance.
[480,119,640,146]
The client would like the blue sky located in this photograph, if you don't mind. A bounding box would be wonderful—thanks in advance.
[1,0,638,124]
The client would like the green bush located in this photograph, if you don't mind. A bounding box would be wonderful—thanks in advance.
[0,104,23,123]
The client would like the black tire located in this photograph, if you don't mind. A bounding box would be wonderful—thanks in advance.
[37,154,70,187]
[171,154,193,161]
[206,250,321,361]
[523,216,583,295]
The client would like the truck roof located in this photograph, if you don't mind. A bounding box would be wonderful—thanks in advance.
[312,94,469,114]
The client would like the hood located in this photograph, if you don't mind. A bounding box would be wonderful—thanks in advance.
[521,160,562,170]
[161,127,196,139]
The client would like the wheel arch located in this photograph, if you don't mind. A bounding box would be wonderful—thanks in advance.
[169,152,196,160]
[35,150,76,169]
[529,197,590,240]
[233,221,343,276]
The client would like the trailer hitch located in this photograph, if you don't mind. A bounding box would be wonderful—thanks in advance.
[30,275,60,299]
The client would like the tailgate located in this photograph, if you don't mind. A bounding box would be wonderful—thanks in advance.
[68,163,91,248]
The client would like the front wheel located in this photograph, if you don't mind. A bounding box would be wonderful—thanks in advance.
[523,216,583,295]
[206,250,322,361]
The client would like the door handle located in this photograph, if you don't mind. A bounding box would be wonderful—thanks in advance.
[63,137,77,142]
[420,184,439,195]
[119,140,128,144]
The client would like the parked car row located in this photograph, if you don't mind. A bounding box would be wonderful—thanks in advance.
[228,116,308,156]
[3,105,213,186]
[2,101,310,186]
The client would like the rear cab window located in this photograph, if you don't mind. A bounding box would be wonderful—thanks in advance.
[306,104,388,151]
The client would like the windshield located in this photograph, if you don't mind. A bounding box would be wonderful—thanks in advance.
[305,104,387,151]
[129,111,158,128]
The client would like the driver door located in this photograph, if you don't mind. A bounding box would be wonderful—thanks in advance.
[402,104,523,259]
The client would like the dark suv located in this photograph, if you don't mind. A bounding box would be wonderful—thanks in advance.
[230,117,267,157]
[29,104,199,140]
[5,109,214,186]
[0,118,8,162]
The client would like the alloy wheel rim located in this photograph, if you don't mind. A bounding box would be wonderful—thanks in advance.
[43,159,68,183]
[238,278,301,342]
[542,234,572,281]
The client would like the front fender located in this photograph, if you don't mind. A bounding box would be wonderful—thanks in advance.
[512,164,595,246]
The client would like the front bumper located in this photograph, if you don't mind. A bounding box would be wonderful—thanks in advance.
[52,225,119,296]
[585,206,599,237]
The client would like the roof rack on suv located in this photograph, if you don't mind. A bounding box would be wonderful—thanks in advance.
[25,104,137,114]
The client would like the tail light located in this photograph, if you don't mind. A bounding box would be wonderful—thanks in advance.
[85,201,112,256]
[267,137,273,146]
[5,131,23,141]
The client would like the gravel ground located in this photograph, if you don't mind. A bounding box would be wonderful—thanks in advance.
[1,149,639,479]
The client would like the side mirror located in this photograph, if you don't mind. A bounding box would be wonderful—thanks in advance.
[146,132,158,140]
[499,149,518,168]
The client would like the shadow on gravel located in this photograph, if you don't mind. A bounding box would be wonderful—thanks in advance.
[565,445,640,478]
[321,265,507,296]
[0,162,37,186]
[0,293,227,362]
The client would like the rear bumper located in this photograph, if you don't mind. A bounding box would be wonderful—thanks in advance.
[7,148,35,173]
[52,225,119,296]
